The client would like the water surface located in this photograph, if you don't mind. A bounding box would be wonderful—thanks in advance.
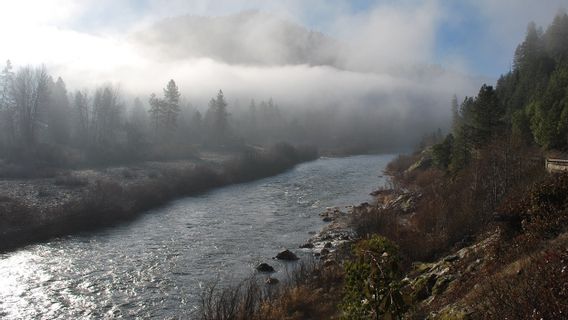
[0,154,393,319]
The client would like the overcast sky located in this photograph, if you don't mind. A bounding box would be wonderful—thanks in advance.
[0,0,566,116]
[1,0,566,76]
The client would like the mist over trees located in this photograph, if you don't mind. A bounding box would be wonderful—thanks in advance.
[0,58,423,168]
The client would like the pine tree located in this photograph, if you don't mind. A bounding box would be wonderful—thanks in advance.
[451,95,460,134]
[163,79,181,130]
[544,12,568,63]
[470,85,502,146]
[149,80,181,140]
[214,90,229,138]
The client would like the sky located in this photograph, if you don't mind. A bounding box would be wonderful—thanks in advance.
[0,0,566,115]
[1,0,565,76]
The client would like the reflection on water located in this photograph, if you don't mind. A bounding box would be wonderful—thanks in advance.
[0,154,393,319]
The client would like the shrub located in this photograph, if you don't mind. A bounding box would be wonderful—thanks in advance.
[478,246,568,319]
[197,259,343,320]
[341,235,408,320]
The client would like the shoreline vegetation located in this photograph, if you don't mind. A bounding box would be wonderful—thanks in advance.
[0,143,317,252]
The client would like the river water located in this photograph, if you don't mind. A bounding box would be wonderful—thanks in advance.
[0,154,393,319]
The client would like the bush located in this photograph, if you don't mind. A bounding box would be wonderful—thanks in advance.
[478,246,568,319]
[341,235,408,320]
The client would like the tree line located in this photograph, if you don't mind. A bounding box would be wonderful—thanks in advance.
[0,63,304,166]
[432,12,568,172]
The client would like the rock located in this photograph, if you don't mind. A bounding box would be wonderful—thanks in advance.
[275,249,299,261]
[432,275,454,295]
[444,255,460,263]
[299,242,314,249]
[411,273,438,301]
[324,242,333,248]
[265,277,279,285]
[256,263,275,273]
[322,217,333,222]
[320,248,330,256]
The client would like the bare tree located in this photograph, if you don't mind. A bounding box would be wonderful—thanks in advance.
[91,85,123,149]
[72,89,90,146]
[12,65,50,148]
[0,60,16,149]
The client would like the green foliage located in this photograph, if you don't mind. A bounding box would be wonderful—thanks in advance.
[341,235,408,320]
[445,13,568,164]
[469,85,504,146]
[528,65,568,149]
[432,134,454,169]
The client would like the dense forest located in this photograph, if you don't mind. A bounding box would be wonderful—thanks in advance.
[432,12,568,172]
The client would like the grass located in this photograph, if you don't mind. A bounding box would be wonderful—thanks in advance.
[196,259,344,320]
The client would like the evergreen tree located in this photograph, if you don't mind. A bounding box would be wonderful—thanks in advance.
[149,79,181,139]
[470,85,503,146]
[544,12,568,63]
[163,79,181,130]
[451,95,460,133]
[214,90,229,139]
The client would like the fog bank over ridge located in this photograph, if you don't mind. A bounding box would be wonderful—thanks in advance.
[50,10,483,120]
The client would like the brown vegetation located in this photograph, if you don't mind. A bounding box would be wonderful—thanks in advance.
[0,143,318,251]
[197,260,344,320]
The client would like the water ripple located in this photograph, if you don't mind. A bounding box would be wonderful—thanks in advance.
[0,154,393,319]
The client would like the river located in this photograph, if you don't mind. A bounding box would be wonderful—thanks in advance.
[0,154,394,319]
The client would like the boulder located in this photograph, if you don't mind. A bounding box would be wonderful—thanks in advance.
[299,242,314,249]
[275,249,299,261]
[256,263,275,273]
[265,277,280,285]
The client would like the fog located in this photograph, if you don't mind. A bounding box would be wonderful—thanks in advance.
[0,0,566,162]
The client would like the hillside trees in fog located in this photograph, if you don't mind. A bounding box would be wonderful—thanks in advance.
[432,12,568,173]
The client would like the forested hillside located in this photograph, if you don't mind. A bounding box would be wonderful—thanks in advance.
[433,12,568,173]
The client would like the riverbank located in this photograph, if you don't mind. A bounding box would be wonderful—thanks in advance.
[196,147,568,319]
[0,143,318,252]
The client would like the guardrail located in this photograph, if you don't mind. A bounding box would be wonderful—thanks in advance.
[546,158,568,173]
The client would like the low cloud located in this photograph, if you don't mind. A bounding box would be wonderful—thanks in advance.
[0,0,564,142]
